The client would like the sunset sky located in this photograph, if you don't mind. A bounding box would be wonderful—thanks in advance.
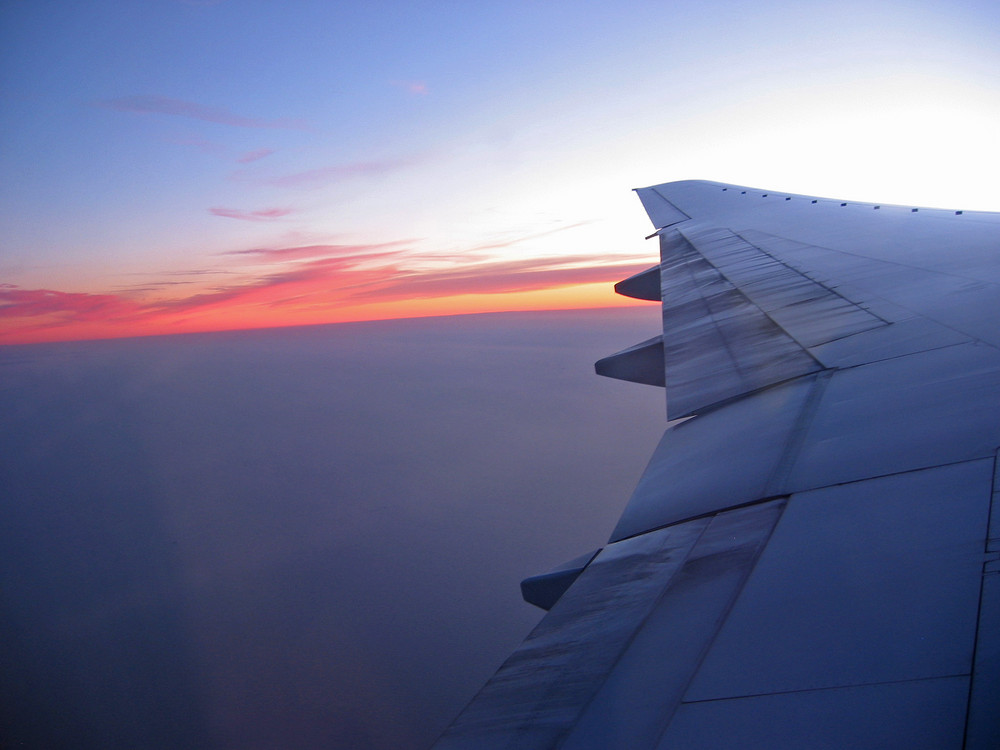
[3,0,1000,344]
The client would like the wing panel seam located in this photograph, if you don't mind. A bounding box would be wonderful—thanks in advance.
[652,500,789,747]
[679,673,971,706]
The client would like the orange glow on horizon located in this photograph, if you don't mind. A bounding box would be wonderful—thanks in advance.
[0,280,654,346]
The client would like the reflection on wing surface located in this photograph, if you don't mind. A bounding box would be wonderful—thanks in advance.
[434,181,1000,749]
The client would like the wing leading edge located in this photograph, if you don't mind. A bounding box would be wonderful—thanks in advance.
[434,180,1000,749]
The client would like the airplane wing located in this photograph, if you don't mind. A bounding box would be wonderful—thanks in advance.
[433,180,1000,749]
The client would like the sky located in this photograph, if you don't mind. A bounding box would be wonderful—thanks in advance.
[4,4,1000,745]
[2,0,1000,344]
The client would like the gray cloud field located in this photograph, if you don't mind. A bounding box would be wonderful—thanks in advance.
[0,307,665,749]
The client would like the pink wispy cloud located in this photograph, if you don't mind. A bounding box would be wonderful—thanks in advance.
[211,238,646,305]
[0,284,141,321]
[348,256,651,301]
[166,135,228,155]
[2,252,638,323]
[265,158,412,188]
[0,251,391,327]
[95,95,308,129]
[146,253,398,313]
[1,242,648,345]
[220,240,414,262]
[238,147,275,163]
[209,206,294,221]
[391,80,428,95]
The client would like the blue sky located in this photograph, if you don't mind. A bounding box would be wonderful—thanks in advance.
[2,0,999,342]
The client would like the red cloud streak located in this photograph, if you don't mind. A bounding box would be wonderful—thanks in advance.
[238,148,276,163]
[267,159,411,188]
[95,95,308,129]
[209,207,294,221]
[0,253,651,345]
[0,286,142,320]
[220,241,414,262]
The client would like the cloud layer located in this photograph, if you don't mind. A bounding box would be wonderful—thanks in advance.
[220,241,414,262]
[264,158,412,188]
[95,95,308,130]
[209,207,294,222]
[238,148,276,164]
[0,243,650,344]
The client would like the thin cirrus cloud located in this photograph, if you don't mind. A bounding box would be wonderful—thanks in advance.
[1,250,640,323]
[0,284,142,322]
[169,251,641,312]
[349,255,652,301]
[209,207,295,222]
[263,158,413,188]
[390,80,428,95]
[0,246,645,344]
[146,253,399,313]
[238,148,276,164]
[113,280,197,294]
[220,240,415,262]
[94,95,309,130]
[0,252,388,328]
[466,222,593,253]
[166,135,228,155]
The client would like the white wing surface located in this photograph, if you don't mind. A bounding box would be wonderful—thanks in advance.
[434,180,1000,749]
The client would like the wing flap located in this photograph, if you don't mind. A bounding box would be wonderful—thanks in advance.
[594,336,664,388]
[656,227,820,418]
[434,500,784,750]
[613,264,661,301]
[679,226,888,347]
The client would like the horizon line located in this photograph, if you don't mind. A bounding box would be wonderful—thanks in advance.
[0,301,655,348]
